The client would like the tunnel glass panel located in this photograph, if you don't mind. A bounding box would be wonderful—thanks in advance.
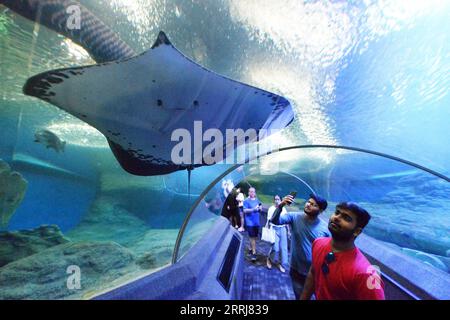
[0,102,232,300]
[1,0,449,300]
[175,165,248,260]
[177,147,450,276]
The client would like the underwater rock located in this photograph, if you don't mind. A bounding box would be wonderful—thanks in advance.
[0,11,13,36]
[136,252,157,269]
[68,196,177,270]
[0,241,136,299]
[67,196,149,246]
[0,224,69,267]
[34,129,66,153]
[0,159,28,230]
[130,229,177,270]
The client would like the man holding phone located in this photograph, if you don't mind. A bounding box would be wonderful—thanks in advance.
[271,193,330,299]
[243,187,263,262]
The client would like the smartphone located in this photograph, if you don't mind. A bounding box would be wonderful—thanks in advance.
[288,191,297,206]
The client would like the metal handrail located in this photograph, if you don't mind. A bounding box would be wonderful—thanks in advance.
[279,170,317,195]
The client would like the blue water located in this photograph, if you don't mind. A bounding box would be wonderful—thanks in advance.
[0,0,449,299]
[330,10,450,176]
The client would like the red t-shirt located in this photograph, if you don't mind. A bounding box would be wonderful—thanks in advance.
[311,237,385,300]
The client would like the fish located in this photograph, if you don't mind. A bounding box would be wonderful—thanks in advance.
[34,129,66,153]
[3,0,294,176]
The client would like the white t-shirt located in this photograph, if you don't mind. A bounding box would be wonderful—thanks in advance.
[236,192,244,207]
[267,205,288,228]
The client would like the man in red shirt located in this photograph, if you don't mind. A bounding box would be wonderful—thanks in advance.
[299,202,385,300]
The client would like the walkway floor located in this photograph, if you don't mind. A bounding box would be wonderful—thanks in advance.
[240,231,296,300]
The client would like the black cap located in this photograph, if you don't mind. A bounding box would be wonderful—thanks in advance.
[309,194,328,211]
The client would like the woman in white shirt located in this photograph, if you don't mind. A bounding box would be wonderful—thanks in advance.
[266,195,289,272]
[236,191,245,232]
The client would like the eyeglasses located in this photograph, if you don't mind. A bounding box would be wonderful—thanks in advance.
[321,252,336,275]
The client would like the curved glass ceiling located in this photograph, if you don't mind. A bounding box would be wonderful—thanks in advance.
[178,146,450,275]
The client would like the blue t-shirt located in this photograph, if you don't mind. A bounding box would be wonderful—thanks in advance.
[243,198,261,227]
[279,212,330,275]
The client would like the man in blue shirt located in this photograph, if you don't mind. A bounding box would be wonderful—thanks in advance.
[271,193,330,299]
[243,187,262,262]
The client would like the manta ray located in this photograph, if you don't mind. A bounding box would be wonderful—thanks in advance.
[3,0,294,176]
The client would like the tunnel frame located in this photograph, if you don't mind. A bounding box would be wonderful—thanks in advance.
[173,144,450,264]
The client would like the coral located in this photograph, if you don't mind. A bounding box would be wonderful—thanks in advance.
[0,159,28,230]
[0,241,136,299]
[0,12,13,36]
[0,225,69,267]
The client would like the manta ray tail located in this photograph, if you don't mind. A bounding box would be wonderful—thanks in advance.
[187,166,193,201]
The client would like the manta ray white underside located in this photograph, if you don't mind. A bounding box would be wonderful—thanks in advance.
[24,32,294,175]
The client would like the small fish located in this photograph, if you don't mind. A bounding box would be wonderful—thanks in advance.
[34,129,66,153]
